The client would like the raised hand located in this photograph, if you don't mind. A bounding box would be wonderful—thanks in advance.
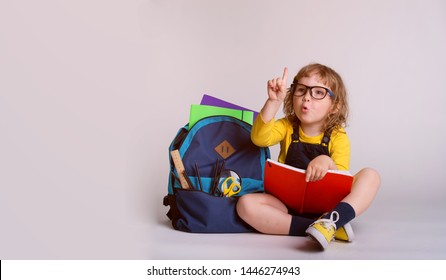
[267,67,288,102]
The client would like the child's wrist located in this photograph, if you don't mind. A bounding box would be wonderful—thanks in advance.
[266,98,283,106]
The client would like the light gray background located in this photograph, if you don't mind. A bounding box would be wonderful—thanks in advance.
[1,0,446,259]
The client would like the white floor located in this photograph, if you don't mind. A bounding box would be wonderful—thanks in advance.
[151,191,446,260]
[2,178,445,260]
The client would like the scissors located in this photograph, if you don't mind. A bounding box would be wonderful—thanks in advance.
[221,176,242,197]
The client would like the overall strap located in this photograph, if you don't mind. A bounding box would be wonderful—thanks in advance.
[292,126,331,146]
[291,125,300,141]
[321,130,331,146]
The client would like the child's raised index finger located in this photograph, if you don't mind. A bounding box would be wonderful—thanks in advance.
[282,67,288,83]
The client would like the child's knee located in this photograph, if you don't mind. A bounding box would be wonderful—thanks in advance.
[236,194,255,218]
[365,168,381,185]
[357,167,381,188]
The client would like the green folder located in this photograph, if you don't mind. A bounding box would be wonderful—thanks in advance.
[189,104,254,128]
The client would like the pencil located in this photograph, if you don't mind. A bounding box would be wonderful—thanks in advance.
[194,160,203,191]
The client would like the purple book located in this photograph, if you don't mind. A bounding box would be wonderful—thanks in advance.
[200,94,259,120]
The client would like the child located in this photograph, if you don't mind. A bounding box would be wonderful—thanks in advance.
[236,63,381,249]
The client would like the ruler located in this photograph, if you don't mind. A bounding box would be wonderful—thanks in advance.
[170,149,190,189]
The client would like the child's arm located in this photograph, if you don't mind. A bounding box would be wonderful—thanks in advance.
[260,67,288,123]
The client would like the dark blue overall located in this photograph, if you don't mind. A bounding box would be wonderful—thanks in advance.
[284,126,331,169]
[284,126,332,218]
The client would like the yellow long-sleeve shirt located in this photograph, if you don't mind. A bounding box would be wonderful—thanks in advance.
[251,114,350,170]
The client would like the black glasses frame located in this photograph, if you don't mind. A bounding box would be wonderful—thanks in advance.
[293,83,335,100]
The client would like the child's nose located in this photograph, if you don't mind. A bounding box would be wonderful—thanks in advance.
[302,90,312,101]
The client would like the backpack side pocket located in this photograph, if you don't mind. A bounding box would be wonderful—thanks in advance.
[171,189,254,233]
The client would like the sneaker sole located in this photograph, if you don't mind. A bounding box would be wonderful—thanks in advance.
[342,223,355,242]
[305,227,329,249]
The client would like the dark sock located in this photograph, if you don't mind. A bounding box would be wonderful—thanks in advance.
[289,216,314,236]
[323,202,356,229]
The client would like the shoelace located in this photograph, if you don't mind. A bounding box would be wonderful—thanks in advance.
[310,211,340,232]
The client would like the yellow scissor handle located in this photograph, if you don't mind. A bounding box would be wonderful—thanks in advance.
[222,177,241,197]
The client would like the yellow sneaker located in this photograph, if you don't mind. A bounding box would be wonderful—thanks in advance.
[335,222,354,242]
[305,211,339,249]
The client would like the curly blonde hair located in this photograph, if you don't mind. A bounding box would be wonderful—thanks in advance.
[283,63,349,134]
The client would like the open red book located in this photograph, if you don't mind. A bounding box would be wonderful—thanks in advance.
[264,159,353,214]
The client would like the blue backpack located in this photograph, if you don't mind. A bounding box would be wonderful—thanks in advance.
[163,116,270,233]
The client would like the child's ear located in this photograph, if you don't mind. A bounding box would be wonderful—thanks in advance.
[330,103,340,115]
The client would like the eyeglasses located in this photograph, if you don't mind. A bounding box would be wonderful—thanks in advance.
[293,83,335,100]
